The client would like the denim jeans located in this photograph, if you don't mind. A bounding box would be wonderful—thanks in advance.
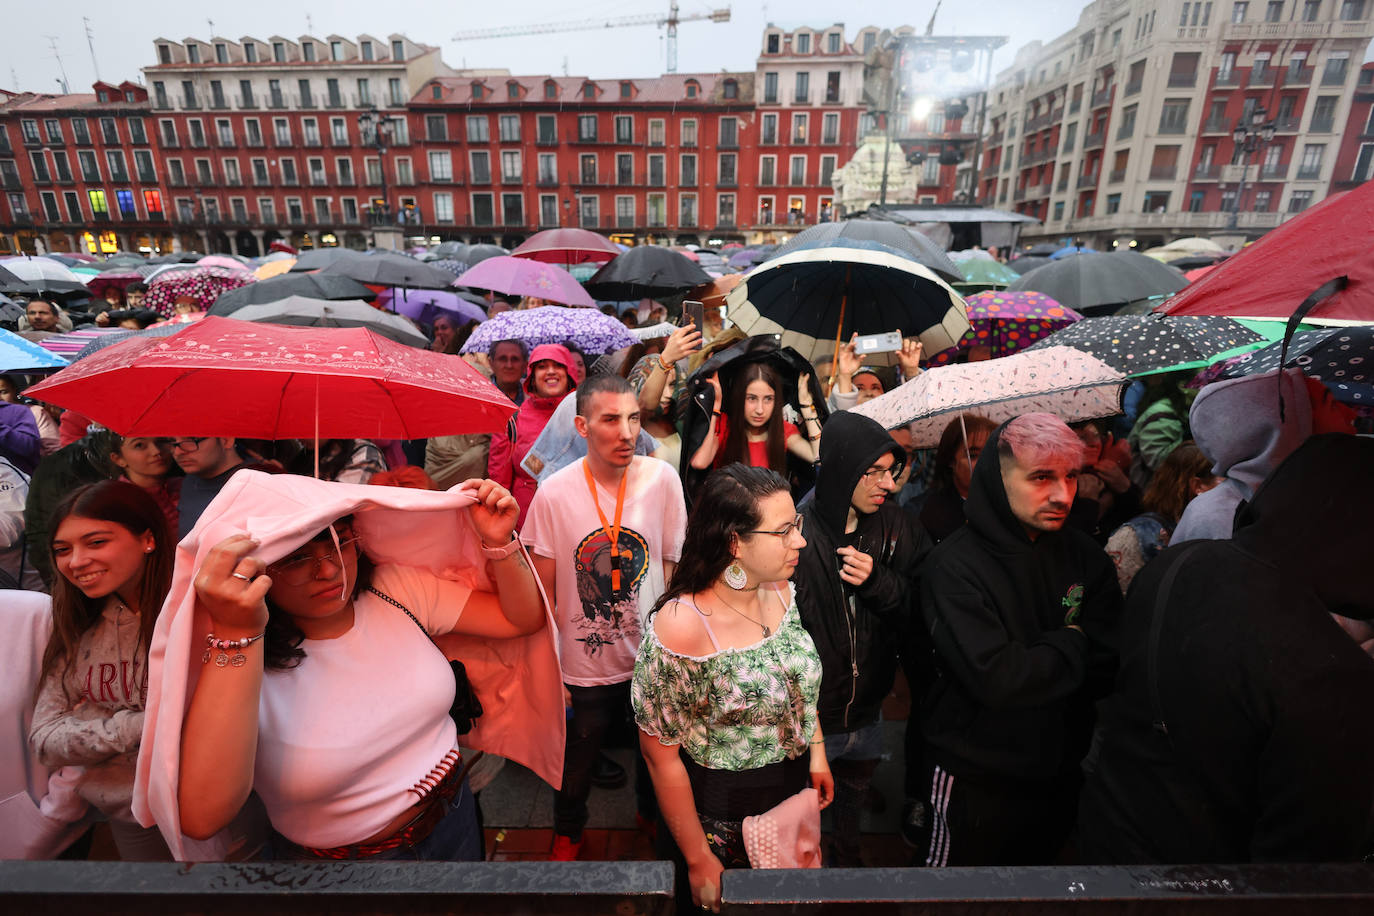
[555,681,653,840]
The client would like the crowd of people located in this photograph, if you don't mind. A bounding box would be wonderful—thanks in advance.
[1,282,1370,912]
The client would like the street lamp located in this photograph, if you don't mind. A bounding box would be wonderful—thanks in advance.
[1227,107,1277,230]
[357,107,394,229]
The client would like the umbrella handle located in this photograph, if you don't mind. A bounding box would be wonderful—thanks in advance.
[828,266,851,388]
[1278,276,1347,421]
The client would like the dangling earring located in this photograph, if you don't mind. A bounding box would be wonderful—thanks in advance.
[723,561,748,590]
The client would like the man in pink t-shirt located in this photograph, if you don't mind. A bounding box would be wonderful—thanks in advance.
[522,374,686,861]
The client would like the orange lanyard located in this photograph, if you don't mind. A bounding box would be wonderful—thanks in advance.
[584,460,629,592]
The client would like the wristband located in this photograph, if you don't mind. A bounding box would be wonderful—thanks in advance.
[481,534,523,561]
[655,355,672,373]
[203,631,264,668]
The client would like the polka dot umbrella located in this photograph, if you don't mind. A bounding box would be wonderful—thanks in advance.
[1217,327,1374,406]
[1025,314,1266,377]
[145,265,256,318]
[927,291,1083,366]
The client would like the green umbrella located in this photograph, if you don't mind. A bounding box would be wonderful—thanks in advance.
[957,259,1020,287]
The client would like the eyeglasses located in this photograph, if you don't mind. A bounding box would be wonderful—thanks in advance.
[745,514,805,539]
[169,437,210,452]
[268,535,361,586]
[861,462,904,484]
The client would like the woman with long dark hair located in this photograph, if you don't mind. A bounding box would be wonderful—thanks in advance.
[633,464,832,912]
[915,413,998,543]
[1104,442,1219,593]
[29,480,175,859]
[688,363,818,475]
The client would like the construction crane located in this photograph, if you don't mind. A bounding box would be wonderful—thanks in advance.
[452,1,731,74]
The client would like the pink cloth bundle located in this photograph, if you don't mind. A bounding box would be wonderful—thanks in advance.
[741,787,822,869]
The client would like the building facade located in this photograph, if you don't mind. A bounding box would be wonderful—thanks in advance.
[980,0,1374,249]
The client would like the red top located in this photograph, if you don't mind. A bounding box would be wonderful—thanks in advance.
[713,413,799,469]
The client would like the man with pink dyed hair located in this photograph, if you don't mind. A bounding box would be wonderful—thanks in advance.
[915,412,1122,867]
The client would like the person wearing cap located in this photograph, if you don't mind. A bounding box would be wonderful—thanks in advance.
[487,344,578,528]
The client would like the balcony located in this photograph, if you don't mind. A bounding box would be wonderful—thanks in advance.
[1024,182,1053,199]
[759,132,780,146]
[1284,67,1314,86]
[193,175,218,188]
[1025,112,1052,132]
[987,131,1004,147]
[1202,118,1230,134]
[1158,121,1188,136]
[167,175,188,187]
[501,173,523,185]
[1249,66,1275,87]
[1148,166,1177,180]
[1057,176,1069,192]
[136,171,158,184]
[181,98,202,111]
[536,174,559,187]
[535,134,559,147]
[717,176,738,188]
[251,175,272,187]
[217,138,238,149]
[1294,165,1321,180]
[325,95,346,110]
[1166,73,1198,89]
[1193,163,1221,180]
[1068,99,1081,114]
[245,136,266,148]
[1077,171,1099,189]
[209,98,230,111]
[1115,125,1135,141]
[1012,186,1027,201]
[1309,116,1335,133]
[1124,80,1142,96]
[267,95,288,110]
[718,137,739,150]
[1214,72,1242,87]
[1261,163,1290,180]
[1,174,22,190]
[1083,130,1105,149]
[303,138,322,148]
[237,97,258,110]
[1322,67,1349,87]
[109,171,131,184]
[1109,168,1126,183]
[1091,87,1113,108]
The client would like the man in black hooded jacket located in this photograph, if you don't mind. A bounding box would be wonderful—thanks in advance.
[1078,433,1374,864]
[919,413,1121,866]
[794,411,932,866]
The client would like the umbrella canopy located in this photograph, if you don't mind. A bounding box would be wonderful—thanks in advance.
[318,253,458,290]
[146,265,256,317]
[1,256,84,284]
[457,256,595,307]
[424,258,468,276]
[1049,244,1096,259]
[724,238,970,365]
[462,244,510,268]
[957,259,1021,287]
[0,294,23,323]
[101,254,149,269]
[1008,251,1187,312]
[1168,254,1229,271]
[851,346,1126,445]
[150,252,202,264]
[1218,326,1374,404]
[927,291,1082,365]
[72,323,194,360]
[632,321,678,340]
[1184,264,1221,283]
[35,328,127,360]
[253,258,295,280]
[377,288,487,326]
[771,220,963,284]
[288,248,367,272]
[727,248,771,269]
[687,273,744,311]
[1026,314,1265,376]
[461,305,637,356]
[27,316,514,439]
[0,328,69,372]
[85,270,145,299]
[41,254,87,268]
[584,246,712,300]
[1021,243,1061,257]
[1008,255,1052,275]
[229,297,428,348]
[1156,181,1374,324]
[198,255,249,271]
[695,251,727,274]
[511,228,622,265]
[1142,236,1228,262]
[207,272,375,316]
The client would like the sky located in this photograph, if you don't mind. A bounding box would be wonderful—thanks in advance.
[1,0,1082,94]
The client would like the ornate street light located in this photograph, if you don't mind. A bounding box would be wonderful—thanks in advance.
[1228,107,1277,230]
[357,107,394,228]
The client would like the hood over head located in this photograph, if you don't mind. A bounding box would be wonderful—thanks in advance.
[813,411,903,533]
[1189,367,1313,497]
[523,343,578,394]
[1232,433,1374,620]
[0,400,40,475]
[961,420,1050,552]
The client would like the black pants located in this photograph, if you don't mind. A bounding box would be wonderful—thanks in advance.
[554,681,654,840]
[922,761,1079,866]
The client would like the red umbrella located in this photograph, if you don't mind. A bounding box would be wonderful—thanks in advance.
[1183,264,1219,283]
[510,228,622,265]
[1156,181,1374,323]
[26,316,515,442]
[86,270,144,299]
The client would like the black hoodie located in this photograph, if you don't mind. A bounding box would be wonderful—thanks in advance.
[919,422,1122,783]
[1078,434,1374,864]
[795,412,932,734]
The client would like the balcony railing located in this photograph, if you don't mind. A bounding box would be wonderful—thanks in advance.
[1294,165,1321,180]
[1115,125,1135,141]
[1193,163,1221,180]
[718,137,739,150]
[1083,130,1105,149]
[1202,118,1230,134]
[1261,163,1290,180]
[1309,116,1335,133]
[1249,66,1275,87]
[1077,171,1099,189]
[1158,121,1188,135]
[1166,73,1198,88]
[1124,80,1142,96]
[1284,67,1313,86]
[1148,166,1177,180]
[1214,71,1242,87]
[1091,87,1112,107]
[1108,168,1126,183]
[535,134,558,147]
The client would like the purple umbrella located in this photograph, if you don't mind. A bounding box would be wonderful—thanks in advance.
[728,248,771,269]
[461,305,636,356]
[456,256,595,307]
[377,288,487,325]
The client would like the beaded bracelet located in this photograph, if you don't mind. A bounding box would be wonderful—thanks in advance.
[202,631,265,668]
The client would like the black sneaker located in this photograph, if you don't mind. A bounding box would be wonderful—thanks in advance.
[590,753,627,789]
[899,799,928,849]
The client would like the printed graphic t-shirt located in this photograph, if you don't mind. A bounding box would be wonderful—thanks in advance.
[522,456,687,686]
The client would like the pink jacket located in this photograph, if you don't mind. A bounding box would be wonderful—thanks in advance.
[486,392,569,527]
[132,470,565,860]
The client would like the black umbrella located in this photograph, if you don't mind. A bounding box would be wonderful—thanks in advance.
[1022,242,1061,257]
[430,241,468,260]
[771,220,962,284]
[207,273,377,316]
[289,248,368,272]
[317,253,458,290]
[1026,315,1263,376]
[1168,253,1230,270]
[1008,255,1051,275]
[0,266,89,300]
[150,251,202,264]
[584,246,711,300]
[1008,251,1187,312]
[462,244,509,268]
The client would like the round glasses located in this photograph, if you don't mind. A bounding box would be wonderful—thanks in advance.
[268,536,361,586]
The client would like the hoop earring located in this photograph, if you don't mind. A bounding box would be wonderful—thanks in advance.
[723,561,748,590]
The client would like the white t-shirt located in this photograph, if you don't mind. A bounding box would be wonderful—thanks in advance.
[254,564,466,848]
[522,456,686,687]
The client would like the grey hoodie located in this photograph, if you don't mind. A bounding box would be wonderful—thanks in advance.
[1171,368,1314,543]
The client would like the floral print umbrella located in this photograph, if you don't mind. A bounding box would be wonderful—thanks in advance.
[851,346,1126,446]
[145,265,255,318]
[1025,314,1264,377]
[927,291,1083,366]
[461,305,637,356]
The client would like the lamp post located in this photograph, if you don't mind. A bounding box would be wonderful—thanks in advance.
[357,107,394,231]
[1227,107,1276,230]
